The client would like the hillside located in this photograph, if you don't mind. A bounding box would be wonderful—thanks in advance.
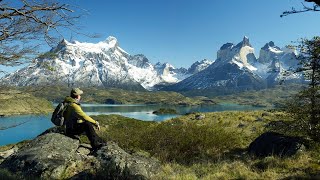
[0,89,53,116]
[21,86,214,106]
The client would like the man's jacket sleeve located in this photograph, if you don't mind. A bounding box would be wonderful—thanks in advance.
[73,104,97,125]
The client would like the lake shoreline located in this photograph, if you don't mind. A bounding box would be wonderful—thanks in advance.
[1,102,260,117]
[0,103,264,146]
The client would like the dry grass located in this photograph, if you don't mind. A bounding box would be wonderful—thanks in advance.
[0,89,53,116]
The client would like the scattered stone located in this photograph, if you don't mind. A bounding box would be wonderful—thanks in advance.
[248,132,305,158]
[195,114,205,120]
[238,123,246,128]
[255,117,264,122]
[261,112,271,117]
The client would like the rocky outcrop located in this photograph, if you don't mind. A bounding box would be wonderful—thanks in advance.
[0,132,161,179]
[0,133,82,179]
[248,132,305,157]
[95,143,161,180]
[0,146,18,163]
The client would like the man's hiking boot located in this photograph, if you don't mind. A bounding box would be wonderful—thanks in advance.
[88,142,107,156]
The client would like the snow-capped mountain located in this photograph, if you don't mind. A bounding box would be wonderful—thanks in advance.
[1,35,303,93]
[255,41,302,86]
[163,37,302,93]
[187,59,213,74]
[163,36,266,92]
[0,36,200,90]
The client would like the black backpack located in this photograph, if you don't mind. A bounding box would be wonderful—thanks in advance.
[51,102,69,126]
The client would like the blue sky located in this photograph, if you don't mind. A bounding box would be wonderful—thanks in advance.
[2,0,320,75]
[67,0,319,68]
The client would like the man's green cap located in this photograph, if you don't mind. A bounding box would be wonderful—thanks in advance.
[71,88,83,96]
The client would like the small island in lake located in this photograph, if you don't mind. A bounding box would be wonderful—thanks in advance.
[152,108,178,115]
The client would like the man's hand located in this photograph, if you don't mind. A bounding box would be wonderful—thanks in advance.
[95,121,101,131]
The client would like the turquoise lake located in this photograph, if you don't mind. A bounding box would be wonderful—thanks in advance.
[0,103,262,146]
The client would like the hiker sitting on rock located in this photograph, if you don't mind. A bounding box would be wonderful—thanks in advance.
[64,88,105,152]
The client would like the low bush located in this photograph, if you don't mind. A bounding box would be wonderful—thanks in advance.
[95,114,243,164]
[139,119,241,164]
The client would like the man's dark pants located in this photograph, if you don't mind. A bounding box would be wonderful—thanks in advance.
[66,122,104,150]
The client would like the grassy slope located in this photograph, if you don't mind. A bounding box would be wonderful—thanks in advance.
[0,89,53,116]
[211,84,304,108]
[90,111,320,179]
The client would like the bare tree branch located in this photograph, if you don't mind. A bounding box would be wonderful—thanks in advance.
[0,0,97,66]
[281,0,320,17]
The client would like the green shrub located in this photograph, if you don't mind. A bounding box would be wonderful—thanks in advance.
[139,119,241,164]
[95,115,242,164]
[94,115,155,152]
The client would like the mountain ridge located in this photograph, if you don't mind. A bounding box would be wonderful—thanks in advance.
[0,36,212,90]
[0,36,303,93]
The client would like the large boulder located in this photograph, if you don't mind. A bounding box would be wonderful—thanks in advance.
[0,132,161,179]
[248,132,305,157]
[95,142,161,180]
[0,133,82,179]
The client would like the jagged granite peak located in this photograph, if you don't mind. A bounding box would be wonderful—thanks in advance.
[163,37,263,93]
[163,38,302,94]
[216,36,257,69]
[188,59,213,74]
[128,54,152,68]
[261,41,281,51]
[258,41,283,64]
[254,41,301,86]
[235,36,252,48]
[220,43,234,50]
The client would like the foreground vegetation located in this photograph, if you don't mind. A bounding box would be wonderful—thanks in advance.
[85,111,319,179]
[1,110,320,179]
